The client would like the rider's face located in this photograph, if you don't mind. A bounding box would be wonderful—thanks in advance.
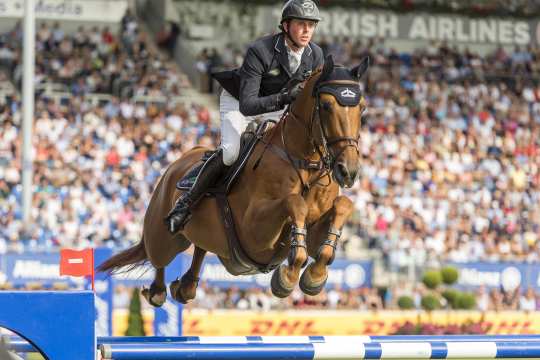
[285,19,317,48]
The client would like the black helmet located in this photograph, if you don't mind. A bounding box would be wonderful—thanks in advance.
[281,0,322,23]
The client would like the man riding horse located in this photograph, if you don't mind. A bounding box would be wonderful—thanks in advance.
[166,0,324,233]
[98,0,369,305]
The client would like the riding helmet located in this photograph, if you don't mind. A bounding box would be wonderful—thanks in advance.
[281,0,322,23]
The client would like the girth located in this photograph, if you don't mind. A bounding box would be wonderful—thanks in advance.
[215,193,284,275]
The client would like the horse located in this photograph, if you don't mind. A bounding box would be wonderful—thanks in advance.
[98,55,369,306]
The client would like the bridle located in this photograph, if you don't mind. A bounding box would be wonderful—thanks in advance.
[309,78,361,170]
[277,73,362,195]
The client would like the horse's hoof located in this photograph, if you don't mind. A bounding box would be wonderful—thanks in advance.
[169,279,189,304]
[299,264,327,296]
[271,264,294,298]
[170,274,197,304]
[141,284,167,307]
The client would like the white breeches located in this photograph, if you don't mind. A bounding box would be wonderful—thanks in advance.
[219,90,284,166]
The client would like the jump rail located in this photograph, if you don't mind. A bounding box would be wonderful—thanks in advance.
[1,291,540,360]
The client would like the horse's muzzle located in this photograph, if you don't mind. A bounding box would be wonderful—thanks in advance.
[333,161,358,188]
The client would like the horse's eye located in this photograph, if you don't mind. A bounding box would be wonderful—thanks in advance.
[322,102,332,112]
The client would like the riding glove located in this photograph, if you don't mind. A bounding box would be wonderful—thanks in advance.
[278,82,303,106]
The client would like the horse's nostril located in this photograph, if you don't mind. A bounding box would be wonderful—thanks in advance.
[337,163,349,179]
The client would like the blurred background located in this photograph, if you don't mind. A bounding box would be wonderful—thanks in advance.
[2,0,540,339]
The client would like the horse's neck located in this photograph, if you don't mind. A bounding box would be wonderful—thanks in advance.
[273,111,319,161]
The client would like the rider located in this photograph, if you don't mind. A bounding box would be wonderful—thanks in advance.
[166,0,324,233]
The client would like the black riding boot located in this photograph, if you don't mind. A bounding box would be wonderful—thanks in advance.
[166,150,227,233]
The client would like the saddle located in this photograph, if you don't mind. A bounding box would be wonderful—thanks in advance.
[176,119,282,275]
[176,118,267,193]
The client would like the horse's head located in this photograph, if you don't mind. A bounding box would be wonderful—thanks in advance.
[293,55,369,188]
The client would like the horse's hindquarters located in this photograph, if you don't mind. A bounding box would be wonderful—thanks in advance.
[143,148,207,267]
[183,197,230,258]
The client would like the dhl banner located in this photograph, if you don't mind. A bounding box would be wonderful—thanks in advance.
[114,310,540,336]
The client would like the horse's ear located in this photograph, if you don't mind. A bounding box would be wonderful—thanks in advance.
[351,56,370,80]
[320,54,334,80]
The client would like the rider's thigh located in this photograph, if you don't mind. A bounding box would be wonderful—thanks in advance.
[221,110,249,165]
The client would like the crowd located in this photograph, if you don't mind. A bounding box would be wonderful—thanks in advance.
[2,10,540,310]
[0,12,217,251]
[0,9,191,98]
[108,282,540,312]
[333,38,540,273]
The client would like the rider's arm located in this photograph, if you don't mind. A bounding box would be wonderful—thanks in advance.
[238,46,283,117]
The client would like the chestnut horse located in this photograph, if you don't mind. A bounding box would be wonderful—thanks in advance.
[98,55,369,306]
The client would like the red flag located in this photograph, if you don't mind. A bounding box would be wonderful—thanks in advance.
[59,248,94,290]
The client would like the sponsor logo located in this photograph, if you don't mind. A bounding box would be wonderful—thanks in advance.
[268,68,280,76]
[344,264,366,288]
[501,266,521,291]
[302,1,315,13]
[340,88,356,98]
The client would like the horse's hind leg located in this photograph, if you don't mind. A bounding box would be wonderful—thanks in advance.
[299,196,354,295]
[141,267,167,307]
[170,246,207,304]
[270,194,309,298]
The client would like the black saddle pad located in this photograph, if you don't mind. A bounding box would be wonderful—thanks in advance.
[176,162,204,190]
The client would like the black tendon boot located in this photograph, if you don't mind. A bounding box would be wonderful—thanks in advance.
[166,150,227,233]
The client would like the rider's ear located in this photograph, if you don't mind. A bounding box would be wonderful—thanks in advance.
[351,56,370,80]
[321,54,334,79]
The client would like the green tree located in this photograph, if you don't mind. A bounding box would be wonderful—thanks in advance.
[441,266,459,285]
[421,294,441,311]
[397,295,415,309]
[125,288,146,336]
[422,270,442,289]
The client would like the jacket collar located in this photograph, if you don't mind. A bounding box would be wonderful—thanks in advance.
[274,33,314,78]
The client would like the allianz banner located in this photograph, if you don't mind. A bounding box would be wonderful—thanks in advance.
[196,255,372,290]
[0,248,183,287]
[0,250,369,289]
[257,6,540,47]
[448,262,540,292]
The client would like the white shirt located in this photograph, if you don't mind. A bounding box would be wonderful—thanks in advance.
[285,41,304,74]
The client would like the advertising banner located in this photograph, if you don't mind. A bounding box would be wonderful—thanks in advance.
[179,310,540,336]
[256,5,540,48]
[447,262,540,292]
[0,0,128,22]
[197,255,372,290]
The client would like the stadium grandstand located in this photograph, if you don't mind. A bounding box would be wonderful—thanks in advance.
[2,0,540,338]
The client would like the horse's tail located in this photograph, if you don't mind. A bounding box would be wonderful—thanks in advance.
[97,237,148,274]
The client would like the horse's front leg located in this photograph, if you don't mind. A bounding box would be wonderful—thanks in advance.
[299,195,354,295]
[269,193,309,298]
